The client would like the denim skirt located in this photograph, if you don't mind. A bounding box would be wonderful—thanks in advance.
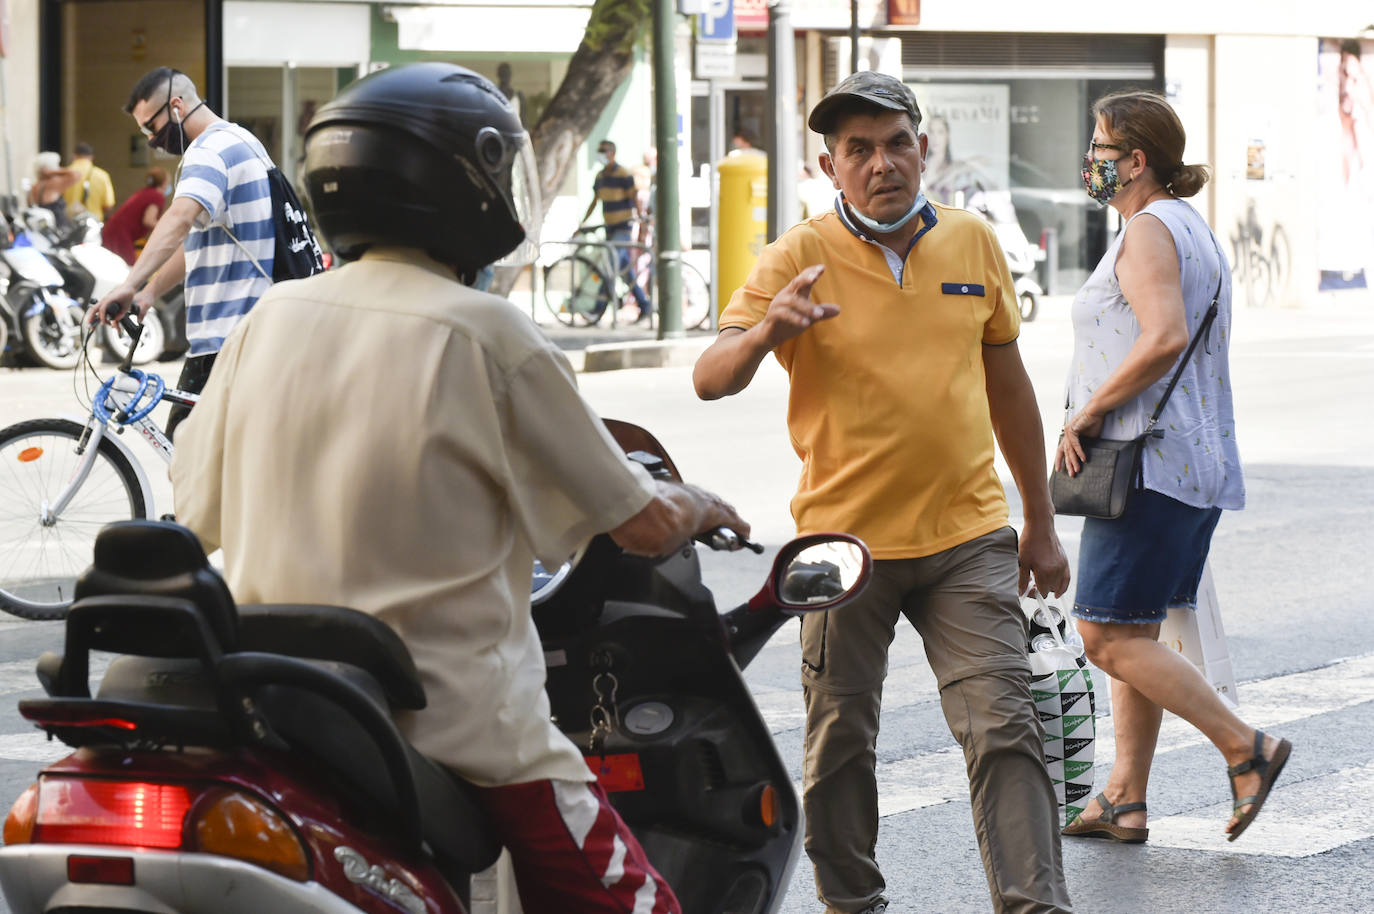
[1071,488,1223,625]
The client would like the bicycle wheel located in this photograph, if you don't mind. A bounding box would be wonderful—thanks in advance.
[0,418,148,620]
[544,255,612,327]
[677,260,712,331]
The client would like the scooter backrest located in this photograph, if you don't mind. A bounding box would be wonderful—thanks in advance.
[74,520,238,652]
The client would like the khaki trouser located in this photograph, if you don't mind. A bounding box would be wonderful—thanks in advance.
[800,527,1073,914]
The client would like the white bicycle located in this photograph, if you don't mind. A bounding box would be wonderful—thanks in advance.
[0,318,195,619]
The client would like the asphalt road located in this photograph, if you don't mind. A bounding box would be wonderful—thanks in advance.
[1,297,1372,913]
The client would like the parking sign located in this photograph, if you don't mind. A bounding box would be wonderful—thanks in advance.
[699,0,735,42]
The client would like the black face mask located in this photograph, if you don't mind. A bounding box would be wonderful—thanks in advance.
[148,101,204,156]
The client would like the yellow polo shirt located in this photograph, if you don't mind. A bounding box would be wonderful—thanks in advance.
[719,202,1019,559]
[63,159,116,221]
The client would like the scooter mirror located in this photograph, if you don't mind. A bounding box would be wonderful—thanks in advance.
[769,534,871,613]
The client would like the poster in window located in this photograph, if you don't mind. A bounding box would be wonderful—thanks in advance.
[888,0,920,26]
[1317,38,1374,290]
[911,83,1010,208]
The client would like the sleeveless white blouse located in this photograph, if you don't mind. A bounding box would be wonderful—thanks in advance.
[1064,198,1245,511]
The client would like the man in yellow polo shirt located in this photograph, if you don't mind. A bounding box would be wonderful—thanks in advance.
[63,143,116,221]
[693,72,1073,914]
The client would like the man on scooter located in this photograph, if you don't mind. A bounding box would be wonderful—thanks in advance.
[170,63,746,914]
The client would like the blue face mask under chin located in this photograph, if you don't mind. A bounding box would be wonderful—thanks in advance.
[848,192,928,235]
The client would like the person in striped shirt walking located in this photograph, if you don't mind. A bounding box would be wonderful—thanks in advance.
[582,139,654,323]
[92,66,277,438]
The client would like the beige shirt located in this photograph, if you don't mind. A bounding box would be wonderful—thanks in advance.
[171,247,656,786]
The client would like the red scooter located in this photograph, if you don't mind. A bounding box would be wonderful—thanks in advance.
[0,420,871,914]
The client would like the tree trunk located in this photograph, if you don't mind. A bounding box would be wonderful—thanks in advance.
[494,0,649,296]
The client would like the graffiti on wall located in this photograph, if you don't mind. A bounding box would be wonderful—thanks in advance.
[1230,198,1291,309]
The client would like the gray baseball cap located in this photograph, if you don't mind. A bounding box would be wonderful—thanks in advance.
[807,71,922,135]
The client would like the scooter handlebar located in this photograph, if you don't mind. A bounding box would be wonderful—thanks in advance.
[695,527,764,554]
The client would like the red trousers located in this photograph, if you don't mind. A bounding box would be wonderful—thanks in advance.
[474,778,681,914]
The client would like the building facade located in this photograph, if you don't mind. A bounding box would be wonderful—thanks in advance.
[688,0,1374,308]
[4,1,1373,307]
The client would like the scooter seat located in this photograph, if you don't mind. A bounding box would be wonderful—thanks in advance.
[253,674,500,873]
[238,604,426,711]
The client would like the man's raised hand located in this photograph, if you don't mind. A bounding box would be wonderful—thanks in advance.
[760,265,840,348]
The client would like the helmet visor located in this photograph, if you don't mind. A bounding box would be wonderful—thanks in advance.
[494,133,540,268]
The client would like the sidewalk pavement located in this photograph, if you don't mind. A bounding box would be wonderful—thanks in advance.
[528,290,1374,372]
[525,307,718,372]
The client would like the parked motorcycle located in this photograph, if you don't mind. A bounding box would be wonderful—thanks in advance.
[969,189,1046,322]
[0,420,872,914]
[18,207,169,366]
[0,209,89,370]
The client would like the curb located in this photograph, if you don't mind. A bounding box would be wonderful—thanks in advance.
[581,337,713,372]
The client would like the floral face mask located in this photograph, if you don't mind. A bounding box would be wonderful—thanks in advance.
[1081,146,1133,204]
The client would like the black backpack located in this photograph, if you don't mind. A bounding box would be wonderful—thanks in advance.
[265,167,325,281]
[220,167,325,283]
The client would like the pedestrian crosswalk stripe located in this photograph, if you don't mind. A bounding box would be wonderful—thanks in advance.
[1144,762,1374,857]
[0,730,66,763]
[1092,651,1374,767]
[0,660,46,698]
[755,651,1374,831]
[2,650,1371,858]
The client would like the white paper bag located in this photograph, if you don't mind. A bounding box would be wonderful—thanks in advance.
[1157,560,1239,708]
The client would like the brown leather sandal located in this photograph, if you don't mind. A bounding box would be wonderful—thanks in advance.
[1062,791,1149,843]
[1227,730,1292,842]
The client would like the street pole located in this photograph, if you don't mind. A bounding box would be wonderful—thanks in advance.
[849,0,860,74]
[766,0,798,241]
[652,0,682,338]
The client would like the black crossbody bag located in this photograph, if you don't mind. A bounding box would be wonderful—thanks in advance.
[1050,270,1222,520]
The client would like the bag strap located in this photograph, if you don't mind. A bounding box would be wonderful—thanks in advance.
[174,123,275,281]
[1145,234,1224,432]
[218,223,272,281]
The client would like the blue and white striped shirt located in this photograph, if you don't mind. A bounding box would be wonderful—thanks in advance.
[176,122,275,355]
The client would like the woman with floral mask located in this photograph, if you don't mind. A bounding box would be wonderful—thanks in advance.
[1056,91,1290,846]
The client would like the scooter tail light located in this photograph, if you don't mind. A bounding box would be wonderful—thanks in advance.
[33,778,193,849]
[190,789,310,882]
[20,704,139,730]
[3,782,39,845]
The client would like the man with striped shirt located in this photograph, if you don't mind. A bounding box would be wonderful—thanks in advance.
[93,67,276,437]
[582,139,653,322]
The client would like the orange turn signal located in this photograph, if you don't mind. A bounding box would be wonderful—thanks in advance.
[758,784,779,828]
[3,783,38,845]
[191,789,309,882]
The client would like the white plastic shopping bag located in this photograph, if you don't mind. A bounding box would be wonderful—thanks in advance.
[1022,590,1096,829]
[1157,560,1239,708]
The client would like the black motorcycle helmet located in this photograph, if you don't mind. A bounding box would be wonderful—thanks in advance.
[302,62,539,276]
